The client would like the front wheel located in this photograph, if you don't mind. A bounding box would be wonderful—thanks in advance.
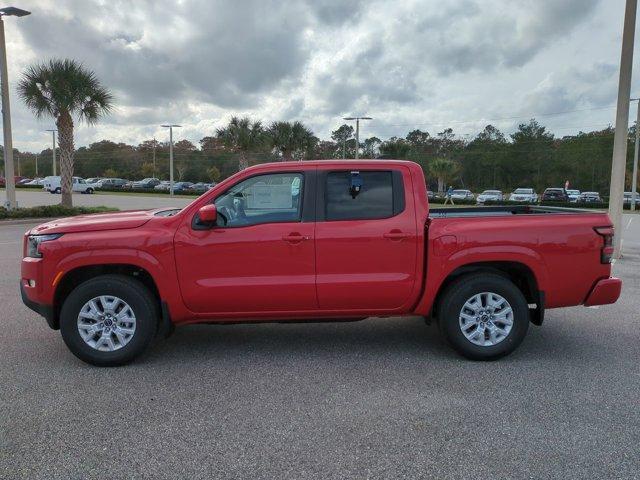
[437,273,529,360]
[54,187,61,194]
[60,275,159,366]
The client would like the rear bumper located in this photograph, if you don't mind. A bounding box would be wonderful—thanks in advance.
[20,282,58,330]
[584,277,622,307]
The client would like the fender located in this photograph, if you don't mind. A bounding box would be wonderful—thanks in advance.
[413,244,547,316]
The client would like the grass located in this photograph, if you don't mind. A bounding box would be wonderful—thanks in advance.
[0,205,118,220]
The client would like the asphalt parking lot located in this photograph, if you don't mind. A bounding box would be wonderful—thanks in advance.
[1,207,639,479]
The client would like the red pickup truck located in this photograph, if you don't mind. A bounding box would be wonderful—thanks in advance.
[21,160,622,366]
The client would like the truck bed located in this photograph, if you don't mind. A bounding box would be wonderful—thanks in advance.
[428,205,604,218]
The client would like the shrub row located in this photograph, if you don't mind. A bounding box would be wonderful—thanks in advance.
[0,205,118,220]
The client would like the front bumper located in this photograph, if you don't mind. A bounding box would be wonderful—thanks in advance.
[584,277,622,307]
[20,282,58,330]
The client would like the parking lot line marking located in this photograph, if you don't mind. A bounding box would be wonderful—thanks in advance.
[0,241,20,245]
[626,217,634,230]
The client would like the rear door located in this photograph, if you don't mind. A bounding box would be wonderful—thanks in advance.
[314,167,418,311]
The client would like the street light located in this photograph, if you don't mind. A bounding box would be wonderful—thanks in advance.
[0,6,31,209]
[161,124,181,195]
[45,129,57,176]
[343,116,372,160]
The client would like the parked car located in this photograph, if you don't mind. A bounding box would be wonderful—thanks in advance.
[509,188,538,203]
[154,181,171,191]
[0,177,4,186]
[20,160,621,366]
[173,182,194,192]
[17,178,33,185]
[131,178,161,189]
[42,176,99,194]
[623,191,640,206]
[189,182,214,193]
[450,189,474,201]
[85,177,103,184]
[96,178,129,189]
[476,190,504,204]
[541,188,569,202]
[25,178,45,186]
[566,189,581,202]
[579,191,602,203]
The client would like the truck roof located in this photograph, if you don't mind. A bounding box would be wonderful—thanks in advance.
[242,159,418,172]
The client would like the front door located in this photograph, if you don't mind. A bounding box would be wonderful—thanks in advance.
[174,171,317,314]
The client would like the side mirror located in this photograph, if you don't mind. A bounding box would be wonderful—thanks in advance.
[198,204,217,224]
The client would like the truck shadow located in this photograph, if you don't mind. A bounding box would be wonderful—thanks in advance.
[142,315,613,367]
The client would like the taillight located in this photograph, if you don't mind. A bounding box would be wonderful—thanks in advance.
[594,226,614,264]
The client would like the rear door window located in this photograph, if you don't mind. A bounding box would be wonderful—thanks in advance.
[325,171,402,221]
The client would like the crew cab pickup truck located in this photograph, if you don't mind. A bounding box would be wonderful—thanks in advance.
[20,160,622,366]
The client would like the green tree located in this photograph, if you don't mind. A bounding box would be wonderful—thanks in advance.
[216,116,266,171]
[207,166,221,183]
[103,168,118,177]
[331,124,355,158]
[428,157,459,193]
[362,136,382,158]
[18,59,113,206]
[267,121,315,160]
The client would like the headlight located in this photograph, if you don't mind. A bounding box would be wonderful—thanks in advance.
[27,234,62,258]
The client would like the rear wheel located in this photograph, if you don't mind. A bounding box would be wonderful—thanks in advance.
[437,273,529,360]
[54,187,61,194]
[60,275,159,366]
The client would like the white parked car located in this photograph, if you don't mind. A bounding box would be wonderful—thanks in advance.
[476,190,504,204]
[154,181,171,191]
[451,189,474,201]
[578,191,602,203]
[43,176,99,194]
[509,188,538,203]
[566,189,581,202]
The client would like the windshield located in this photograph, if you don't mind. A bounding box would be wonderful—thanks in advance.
[514,189,533,194]
[481,190,500,195]
[452,190,468,194]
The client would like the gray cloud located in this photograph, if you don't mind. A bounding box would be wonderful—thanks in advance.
[7,0,629,151]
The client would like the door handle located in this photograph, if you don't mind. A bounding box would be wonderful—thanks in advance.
[383,230,409,241]
[282,233,309,243]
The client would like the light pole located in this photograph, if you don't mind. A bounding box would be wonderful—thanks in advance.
[161,124,181,195]
[343,116,372,159]
[609,0,637,258]
[45,129,57,176]
[632,98,640,212]
[0,6,30,209]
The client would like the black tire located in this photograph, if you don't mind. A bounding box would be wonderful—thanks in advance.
[437,273,529,360]
[54,187,61,194]
[60,274,159,366]
[87,188,94,194]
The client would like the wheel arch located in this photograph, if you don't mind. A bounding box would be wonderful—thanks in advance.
[430,261,543,324]
[52,264,161,330]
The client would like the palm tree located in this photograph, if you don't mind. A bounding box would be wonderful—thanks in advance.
[216,116,266,171]
[18,59,113,207]
[267,121,315,161]
[429,157,459,193]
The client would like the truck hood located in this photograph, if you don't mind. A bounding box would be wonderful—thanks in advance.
[30,209,158,235]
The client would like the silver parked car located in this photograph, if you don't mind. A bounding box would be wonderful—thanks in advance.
[451,189,474,201]
[578,191,602,203]
[476,190,503,204]
[509,188,538,203]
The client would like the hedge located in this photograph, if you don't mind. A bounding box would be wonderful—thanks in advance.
[0,205,118,220]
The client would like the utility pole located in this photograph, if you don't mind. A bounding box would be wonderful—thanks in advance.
[0,7,31,209]
[15,151,18,176]
[343,116,372,159]
[161,124,181,196]
[152,137,156,177]
[632,98,640,211]
[35,153,38,176]
[46,129,57,176]
[609,0,637,258]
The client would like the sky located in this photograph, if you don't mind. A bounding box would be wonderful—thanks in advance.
[5,0,640,152]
